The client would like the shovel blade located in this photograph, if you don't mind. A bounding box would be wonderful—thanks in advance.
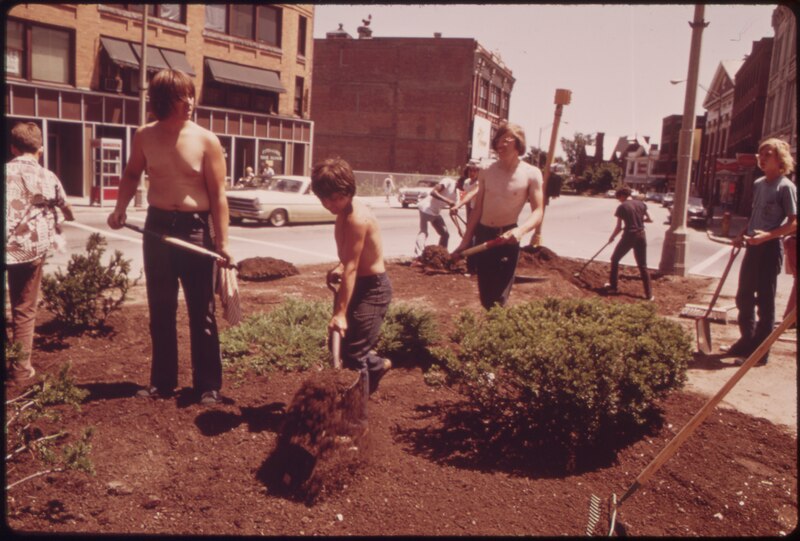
[330,330,342,369]
[696,318,712,354]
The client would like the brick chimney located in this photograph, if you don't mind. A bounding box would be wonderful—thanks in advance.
[595,132,605,162]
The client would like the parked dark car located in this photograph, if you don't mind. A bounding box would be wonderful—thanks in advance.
[667,196,708,227]
[646,191,664,203]
[662,192,675,208]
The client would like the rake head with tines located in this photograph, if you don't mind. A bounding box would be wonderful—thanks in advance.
[586,494,602,536]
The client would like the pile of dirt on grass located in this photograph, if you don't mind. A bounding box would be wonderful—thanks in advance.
[260,368,369,505]
[237,257,299,281]
[415,245,466,274]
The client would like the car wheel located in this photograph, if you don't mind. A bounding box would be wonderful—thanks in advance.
[230,217,244,225]
[402,202,409,208]
[269,209,288,227]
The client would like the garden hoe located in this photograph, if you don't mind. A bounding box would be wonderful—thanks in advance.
[123,223,225,262]
[586,307,796,536]
[696,244,740,355]
[573,239,613,279]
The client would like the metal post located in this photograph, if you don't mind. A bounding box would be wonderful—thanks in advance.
[530,89,571,248]
[134,6,148,208]
[659,4,708,276]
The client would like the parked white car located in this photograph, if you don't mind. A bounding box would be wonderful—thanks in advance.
[397,178,440,208]
[226,175,334,227]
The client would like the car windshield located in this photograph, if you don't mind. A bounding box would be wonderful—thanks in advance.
[688,197,704,206]
[268,178,304,193]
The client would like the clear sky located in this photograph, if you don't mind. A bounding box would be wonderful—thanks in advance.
[313,3,778,159]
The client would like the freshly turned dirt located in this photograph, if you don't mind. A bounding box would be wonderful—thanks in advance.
[237,256,299,281]
[4,250,797,536]
[414,245,467,274]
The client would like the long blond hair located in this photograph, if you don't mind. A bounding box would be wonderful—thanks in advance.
[759,138,795,175]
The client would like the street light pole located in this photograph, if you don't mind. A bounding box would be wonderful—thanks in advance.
[659,4,708,276]
[134,6,148,208]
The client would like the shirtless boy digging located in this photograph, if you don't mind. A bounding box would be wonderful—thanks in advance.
[311,158,393,420]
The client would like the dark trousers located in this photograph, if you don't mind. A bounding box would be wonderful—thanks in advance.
[474,223,519,310]
[343,273,392,411]
[143,207,222,394]
[6,257,44,379]
[736,239,782,351]
[610,230,652,298]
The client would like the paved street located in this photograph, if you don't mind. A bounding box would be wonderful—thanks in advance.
[57,194,788,286]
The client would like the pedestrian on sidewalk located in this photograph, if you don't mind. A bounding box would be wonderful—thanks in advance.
[451,122,544,309]
[383,175,395,205]
[605,186,654,300]
[106,69,234,406]
[724,138,797,365]
[5,122,75,382]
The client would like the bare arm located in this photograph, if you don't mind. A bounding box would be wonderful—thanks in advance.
[609,217,623,243]
[330,215,368,336]
[107,127,146,229]
[748,215,797,246]
[452,177,485,254]
[429,183,457,207]
[203,133,233,266]
[451,185,479,213]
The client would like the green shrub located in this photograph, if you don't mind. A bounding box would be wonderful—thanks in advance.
[221,299,442,375]
[41,233,137,330]
[220,297,331,374]
[376,303,439,365]
[436,298,691,459]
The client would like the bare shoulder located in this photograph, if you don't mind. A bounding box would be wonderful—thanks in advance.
[520,161,543,182]
[346,199,376,229]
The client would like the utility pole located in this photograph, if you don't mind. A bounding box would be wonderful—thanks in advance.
[659,4,708,275]
[530,88,571,249]
[134,6,148,208]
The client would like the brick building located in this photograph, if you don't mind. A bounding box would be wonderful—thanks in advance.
[5,4,314,199]
[762,5,796,175]
[655,114,706,194]
[311,26,514,174]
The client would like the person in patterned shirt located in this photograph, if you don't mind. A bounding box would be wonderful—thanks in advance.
[5,121,74,381]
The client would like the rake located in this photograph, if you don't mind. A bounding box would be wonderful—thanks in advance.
[585,307,796,536]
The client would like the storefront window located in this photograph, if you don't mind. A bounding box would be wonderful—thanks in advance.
[6,20,23,77]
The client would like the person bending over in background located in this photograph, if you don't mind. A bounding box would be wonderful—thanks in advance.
[414,174,459,256]
[605,186,654,300]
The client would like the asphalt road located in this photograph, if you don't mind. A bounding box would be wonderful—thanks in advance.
[54,194,745,281]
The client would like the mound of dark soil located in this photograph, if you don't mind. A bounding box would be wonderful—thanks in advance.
[415,245,466,274]
[261,369,369,504]
[238,257,299,281]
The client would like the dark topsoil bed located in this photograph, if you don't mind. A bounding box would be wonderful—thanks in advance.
[5,250,797,536]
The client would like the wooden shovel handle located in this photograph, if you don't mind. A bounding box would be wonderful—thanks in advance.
[620,307,797,506]
[455,237,509,259]
[703,245,741,318]
[123,223,224,261]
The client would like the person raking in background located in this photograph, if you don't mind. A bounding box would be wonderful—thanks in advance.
[107,68,234,406]
[722,137,797,365]
[5,121,75,382]
[414,174,459,256]
[605,186,654,300]
[311,157,393,424]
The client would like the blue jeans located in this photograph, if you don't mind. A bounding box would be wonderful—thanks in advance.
[143,207,222,394]
[415,211,449,256]
[343,273,392,414]
[474,223,519,310]
[736,239,782,351]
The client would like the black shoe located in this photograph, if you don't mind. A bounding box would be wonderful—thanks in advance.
[200,390,220,406]
[721,340,752,357]
[136,386,172,399]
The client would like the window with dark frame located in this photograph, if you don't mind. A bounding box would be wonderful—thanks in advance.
[294,76,304,116]
[479,79,489,110]
[489,85,500,114]
[297,16,307,57]
[204,4,282,48]
[202,62,279,114]
[6,18,73,85]
[122,4,185,23]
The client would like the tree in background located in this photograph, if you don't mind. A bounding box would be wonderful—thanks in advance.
[561,133,595,179]
[585,161,623,193]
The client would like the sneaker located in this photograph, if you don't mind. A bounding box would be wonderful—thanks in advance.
[602,283,618,294]
[200,390,220,406]
[369,358,392,395]
[647,295,655,301]
[136,386,172,399]
[10,366,36,382]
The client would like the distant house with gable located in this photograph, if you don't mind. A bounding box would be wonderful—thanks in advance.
[610,135,662,191]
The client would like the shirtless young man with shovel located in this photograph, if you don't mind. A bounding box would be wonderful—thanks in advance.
[451,122,544,309]
[107,69,233,406]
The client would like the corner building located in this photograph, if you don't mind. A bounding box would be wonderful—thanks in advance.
[312,28,514,174]
[5,4,315,198]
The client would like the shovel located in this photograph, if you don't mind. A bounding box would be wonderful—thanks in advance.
[573,239,613,279]
[587,307,796,536]
[451,236,511,260]
[327,281,343,369]
[696,244,740,354]
[123,223,224,261]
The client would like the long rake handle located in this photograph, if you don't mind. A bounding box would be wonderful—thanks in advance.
[701,245,740,319]
[619,307,796,506]
[575,240,612,276]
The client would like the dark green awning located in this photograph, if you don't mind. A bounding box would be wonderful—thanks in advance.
[100,37,140,70]
[206,58,286,93]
